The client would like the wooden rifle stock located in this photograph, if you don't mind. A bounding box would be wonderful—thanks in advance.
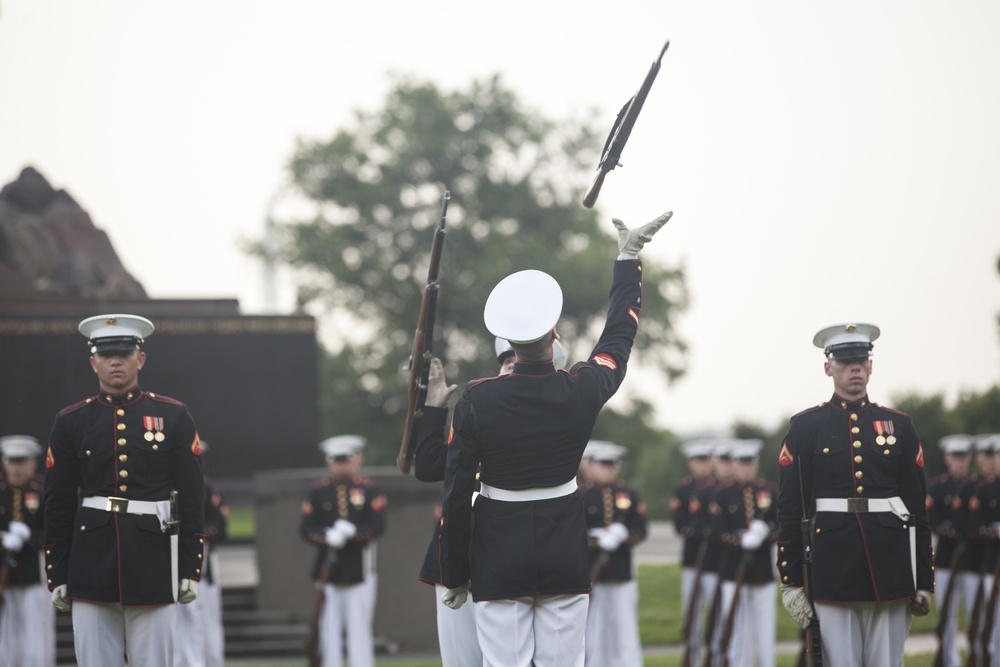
[700,578,723,667]
[967,557,990,667]
[582,39,669,208]
[306,553,337,667]
[933,542,966,667]
[397,190,450,474]
[976,548,1000,667]
[680,540,710,667]
[718,551,753,667]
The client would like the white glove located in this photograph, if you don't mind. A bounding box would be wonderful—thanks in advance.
[780,584,814,629]
[441,581,471,610]
[425,358,458,407]
[911,589,931,616]
[333,519,357,540]
[2,531,24,553]
[598,525,626,552]
[8,521,31,541]
[178,578,199,604]
[52,584,71,612]
[613,211,672,259]
[741,519,770,550]
[325,527,347,549]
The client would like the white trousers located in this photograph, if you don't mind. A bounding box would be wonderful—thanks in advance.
[0,584,56,667]
[320,583,374,667]
[475,595,588,667]
[935,568,973,667]
[173,581,225,667]
[814,599,910,667]
[682,569,717,667]
[434,584,482,667]
[584,581,642,667]
[720,582,775,667]
[72,600,177,667]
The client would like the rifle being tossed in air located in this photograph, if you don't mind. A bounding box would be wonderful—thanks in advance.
[582,39,669,208]
[397,190,450,474]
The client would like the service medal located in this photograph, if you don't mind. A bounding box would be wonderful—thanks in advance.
[144,431,155,442]
[154,432,165,442]
[886,435,896,445]
[876,436,886,446]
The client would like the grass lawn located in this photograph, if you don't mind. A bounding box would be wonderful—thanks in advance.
[224,562,942,666]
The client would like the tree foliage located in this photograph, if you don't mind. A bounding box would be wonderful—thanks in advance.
[257,75,689,463]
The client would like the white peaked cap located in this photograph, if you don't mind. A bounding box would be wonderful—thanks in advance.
[939,434,974,455]
[78,314,155,353]
[0,434,43,458]
[483,270,563,344]
[813,322,880,359]
[320,435,366,458]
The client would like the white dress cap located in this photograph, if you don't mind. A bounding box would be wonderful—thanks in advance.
[79,314,155,353]
[976,434,1000,454]
[494,337,515,363]
[583,440,626,463]
[552,339,568,370]
[0,434,43,459]
[320,434,367,459]
[682,439,718,459]
[483,270,563,344]
[939,434,974,455]
[732,438,763,460]
[813,322,880,360]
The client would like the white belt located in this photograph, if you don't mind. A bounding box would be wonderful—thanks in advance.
[478,479,577,502]
[82,496,170,517]
[815,496,916,588]
[815,496,909,520]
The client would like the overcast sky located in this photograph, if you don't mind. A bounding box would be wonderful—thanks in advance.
[2,1,998,437]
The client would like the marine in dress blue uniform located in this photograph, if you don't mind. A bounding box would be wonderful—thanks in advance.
[964,434,1000,666]
[581,441,647,667]
[438,212,671,667]
[44,314,205,667]
[300,436,387,667]
[708,439,776,667]
[0,435,55,667]
[776,323,933,667]
[927,434,976,667]
[672,438,717,665]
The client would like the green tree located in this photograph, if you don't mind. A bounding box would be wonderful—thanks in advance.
[259,75,688,463]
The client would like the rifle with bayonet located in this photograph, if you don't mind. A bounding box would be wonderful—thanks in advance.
[397,190,450,474]
[582,39,669,208]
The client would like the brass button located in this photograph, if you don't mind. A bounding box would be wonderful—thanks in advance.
[85,450,91,456]
[80,526,86,531]
[781,561,788,567]
[119,470,128,478]
[118,438,126,446]
[853,441,862,448]
[152,445,158,451]
[884,449,891,455]
[852,427,860,434]
[822,448,830,454]
[47,564,52,570]
[855,471,863,479]
[46,549,51,555]
[119,454,128,463]
[200,538,205,544]
[854,456,862,463]
[857,486,864,493]
[903,524,908,529]
[47,579,52,584]
[851,413,858,422]
[119,485,127,492]
[780,546,785,552]
[117,423,126,431]
[198,553,203,559]
[815,528,821,533]
[783,575,789,582]
[117,408,125,416]
[196,568,201,574]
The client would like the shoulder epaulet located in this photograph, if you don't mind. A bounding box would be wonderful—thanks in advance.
[146,392,185,407]
[874,403,910,417]
[791,403,826,419]
[57,396,97,417]
[466,375,505,391]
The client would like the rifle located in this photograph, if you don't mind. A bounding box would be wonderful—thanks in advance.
[976,545,1000,667]
[397,190,451,474]
[718,551,753,667]
[700,576,723,667]
[582,39,669,208]
[306,551,337,667]
[680,540,710,667]
[967,557,989,667]
[933,541,966,667]
[800,516,823,667]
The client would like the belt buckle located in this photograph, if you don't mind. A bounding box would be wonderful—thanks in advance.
[847,497,868,513]
[106,497,128,513]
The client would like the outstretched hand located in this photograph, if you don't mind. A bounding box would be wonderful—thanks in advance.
[426,357,458,408]
[613,211,672,259]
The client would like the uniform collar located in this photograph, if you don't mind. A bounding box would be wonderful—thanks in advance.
[511,360,556,376]
[96,385,143,407]
[830,393,870,412]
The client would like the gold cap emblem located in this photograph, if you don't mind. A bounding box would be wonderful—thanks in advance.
[106,316,118,326]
